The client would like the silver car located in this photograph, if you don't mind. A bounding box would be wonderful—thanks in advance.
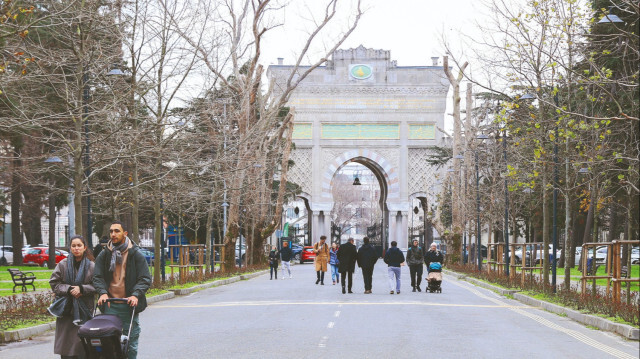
[0,245,13,265]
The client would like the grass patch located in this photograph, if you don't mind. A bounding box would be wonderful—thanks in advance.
[3,318,55,331]
[146,288,169,297]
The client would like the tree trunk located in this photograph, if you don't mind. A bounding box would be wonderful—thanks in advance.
[11,142,23,265]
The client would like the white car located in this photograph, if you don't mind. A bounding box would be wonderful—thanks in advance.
[0,245,13,265]
[631,247,639,265]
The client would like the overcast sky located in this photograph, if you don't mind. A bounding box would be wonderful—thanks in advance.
[258,0,491,133]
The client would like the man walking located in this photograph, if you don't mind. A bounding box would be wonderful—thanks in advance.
[383,241,405,294]
[356,237,378,294]
[314,236,330,285]
[337,238,357,294]
[93,221,151,359]
[406,239,425,292]
[279,241,293,279]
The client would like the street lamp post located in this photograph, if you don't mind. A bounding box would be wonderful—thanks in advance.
[552,94,559,292]
[476,134,488,271]
[45,155,63,269]
[82,71,93,250]
[502,126,510,277]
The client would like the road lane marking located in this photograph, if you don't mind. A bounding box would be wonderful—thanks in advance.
[449,279,637,359]
[318,336,328,348]
[152,301,529,309]
[334,311,341,317]
[327,322,335,328]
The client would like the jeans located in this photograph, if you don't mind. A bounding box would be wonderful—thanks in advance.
[388,266,401,292]
[330,264,339,282]
[409,264,423,288]
[281,261,291,278]
[340,271,353,290]
[361,267,373,291]
[104,303,140,359]
[270,264,278,279]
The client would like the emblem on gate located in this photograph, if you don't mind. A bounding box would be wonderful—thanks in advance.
[349,64,372,79]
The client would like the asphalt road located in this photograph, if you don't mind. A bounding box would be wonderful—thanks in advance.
[1,263,638,359]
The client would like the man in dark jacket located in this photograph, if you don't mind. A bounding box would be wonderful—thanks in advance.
[356,237,378,294]
[383,241,405,294]
[425,243,445,273]
[93,221,151,359]
[406,239,425,292]
[337,238,357,294]
[279,241,293,279]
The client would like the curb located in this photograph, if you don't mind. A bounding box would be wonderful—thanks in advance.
[513,293,639,340]
[0,321,55,343]
[0,269,268,344]
[443,269,639,340]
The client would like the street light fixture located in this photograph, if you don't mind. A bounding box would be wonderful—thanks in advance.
[597,7,623,24]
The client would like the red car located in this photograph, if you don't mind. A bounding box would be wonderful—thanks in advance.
[23,247,67,267]
[300,246,316,264]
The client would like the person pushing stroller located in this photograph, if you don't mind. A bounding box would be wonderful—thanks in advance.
[425,243,444,293]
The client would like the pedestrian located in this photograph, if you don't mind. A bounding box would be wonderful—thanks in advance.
[329,242,340,285]
[48,235,95,359]
[313,236,330,285]
[269,246,279,280]
[337,238,357,294]
[279,241,293,279]
[93,236,108,259]
[356,237,378,294]
[425,243,445,273]
[383,241,405,294]
[406,239,425,292]
[93,221,152,359]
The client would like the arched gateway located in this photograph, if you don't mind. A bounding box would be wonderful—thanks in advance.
[267,46,448,249]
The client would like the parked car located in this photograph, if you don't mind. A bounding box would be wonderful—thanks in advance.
[300,246,316,264]
[0,246,13,265]
[510,244,560,265]
[139,248,155,265]
[23,247,67,267]
[290,244,303,262]
[631,247,639,265]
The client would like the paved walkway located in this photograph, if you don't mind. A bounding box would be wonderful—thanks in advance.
[1,263,638,358]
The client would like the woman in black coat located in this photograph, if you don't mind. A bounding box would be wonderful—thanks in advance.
[337,238,357,294]
[269,246,279,280]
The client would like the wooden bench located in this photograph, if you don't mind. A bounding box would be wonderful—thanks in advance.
[7,268,36,292]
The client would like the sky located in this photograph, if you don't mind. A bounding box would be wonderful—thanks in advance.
[260,0,485,68]
[258,0,490,133]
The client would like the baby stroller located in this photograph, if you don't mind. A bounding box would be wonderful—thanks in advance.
[426,262,443,293]
[78,298,136,359]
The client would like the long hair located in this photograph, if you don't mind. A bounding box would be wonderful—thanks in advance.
[69,235,95,261]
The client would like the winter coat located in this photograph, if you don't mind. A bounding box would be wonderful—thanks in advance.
[49,258,95,356]
[314,242,330,272]
[93,241,152,313]
[337,242,357,273]
[357,244,378,269]
[269,250,279,267]
[279,246,293,262]
[425,249,444,270]
[406,245,425,266]
[383,247,405,267]
[329,248,339,265]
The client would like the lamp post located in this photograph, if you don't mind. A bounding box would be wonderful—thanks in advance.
[1,210,6,265]
[476,134,488,271]
[45,155,63,269]
[501,125,511,277]
[551,93,560,293]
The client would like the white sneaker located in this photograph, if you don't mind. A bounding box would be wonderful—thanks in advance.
[289,276,293,279]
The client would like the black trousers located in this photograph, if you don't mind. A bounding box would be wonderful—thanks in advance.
[361,267,374,290]
[270,264,278,278]
[409,264,423,288]
[340,271,353,290]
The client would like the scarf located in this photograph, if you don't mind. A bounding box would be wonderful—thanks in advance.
[109,236,130,272]
[48,257,93,326]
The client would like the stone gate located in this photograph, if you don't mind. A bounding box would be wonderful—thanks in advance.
[267,46,448,249]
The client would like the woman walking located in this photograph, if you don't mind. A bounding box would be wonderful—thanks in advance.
[269,246,279,280]
[329,242,340,285]
[49,235,95,359]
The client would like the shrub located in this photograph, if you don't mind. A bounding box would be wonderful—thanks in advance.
[0,292,55,331]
